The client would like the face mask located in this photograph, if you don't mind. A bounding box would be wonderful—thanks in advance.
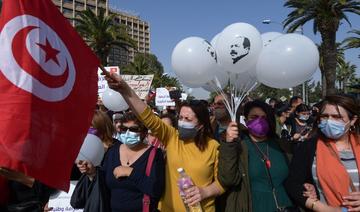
[120,130,142,148]
[298,115,310,122]
[246,117,270,137]
[218,125,227,134]
[178,120,198,140]
[114,132,122,141]
[214,108,229,121]
[318,119,349,140]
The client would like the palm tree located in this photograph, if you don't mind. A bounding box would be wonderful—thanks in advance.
[318,42,346,96]
[74,9,136,65]
[336,61,357,92]
[342,29,360,58]
[283,0,360,96]
[122,53,181,89]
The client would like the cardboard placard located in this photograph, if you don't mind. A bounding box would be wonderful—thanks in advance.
[122,75,154,99]
[48,181,83,212]
[155,88,175,106]
[98,66,120,96]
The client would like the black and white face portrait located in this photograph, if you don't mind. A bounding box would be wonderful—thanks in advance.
[203,40,217,62]
[230,36,250,64]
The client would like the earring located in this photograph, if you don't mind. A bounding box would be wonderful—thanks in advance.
[350,125,356,132]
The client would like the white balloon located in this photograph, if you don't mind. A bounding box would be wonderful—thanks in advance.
[210,32,221,48]
[76,134,104,166]
[102,88,129,112]
[216,23,263,74]
[256,33,319,88]
[261,32,283,47]
[229,71,257,92]
[171,37,218,85]
[202,72,230,92]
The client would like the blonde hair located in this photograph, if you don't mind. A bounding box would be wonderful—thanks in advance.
[92,110,114,148]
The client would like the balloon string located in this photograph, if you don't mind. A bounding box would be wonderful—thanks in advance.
[208,73,257,122]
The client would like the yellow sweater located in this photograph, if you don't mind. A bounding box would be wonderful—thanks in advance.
[139,107,224,212]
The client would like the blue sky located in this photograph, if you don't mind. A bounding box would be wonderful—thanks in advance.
[110,0,360,98]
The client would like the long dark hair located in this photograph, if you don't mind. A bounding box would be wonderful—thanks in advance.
[181,100,213,151]
[243,100,278,139]
[313,95,360,141]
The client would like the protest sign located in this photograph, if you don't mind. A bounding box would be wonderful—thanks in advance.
[98,66,120,96]
[155,88,175,107]
[122,75,154,99]
[48,181,82,212]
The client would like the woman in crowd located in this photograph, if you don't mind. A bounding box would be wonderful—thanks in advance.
[275,102,292,140]
[102,111,165,211]
[72,110,117,180]
[105,73,224,212]
[285,95,360,211]
[218,100,295,212]
[74,110,165,212]
[289,104,313,143]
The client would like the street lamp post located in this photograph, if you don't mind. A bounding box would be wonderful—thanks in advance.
[262,18,307,104]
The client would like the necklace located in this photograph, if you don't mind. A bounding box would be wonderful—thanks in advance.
[252,141,271,168]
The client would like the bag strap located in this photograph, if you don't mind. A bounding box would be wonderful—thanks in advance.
[143,147,157,212]
[251,141,282,210]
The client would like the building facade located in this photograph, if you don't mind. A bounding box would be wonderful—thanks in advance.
[52,0,150,67]
[108,9,150,67]
[52,0,109,24]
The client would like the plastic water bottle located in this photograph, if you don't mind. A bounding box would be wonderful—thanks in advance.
[177,168,203,212]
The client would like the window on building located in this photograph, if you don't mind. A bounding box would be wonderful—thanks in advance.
[63,8,73,15]
[63,0,73,4]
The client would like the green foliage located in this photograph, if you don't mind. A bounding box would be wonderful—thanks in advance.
[122,53,182,89]
[283,0,360,96]
[342,29,360,58]
[74,9,136,65]
[337,61,358,92]
[249,84,292,101]
[283,0,360,34]
[308,81,322,104]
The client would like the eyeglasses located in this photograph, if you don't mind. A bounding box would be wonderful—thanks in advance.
[213,102,225,107]
[119,125,142,132]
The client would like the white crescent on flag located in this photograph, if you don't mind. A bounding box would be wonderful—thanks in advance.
[0,14,76,102]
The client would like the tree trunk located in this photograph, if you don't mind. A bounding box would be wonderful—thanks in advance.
[321,71,327,98]
[320,28,337,96]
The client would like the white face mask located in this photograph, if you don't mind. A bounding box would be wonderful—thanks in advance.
[178,120,196,129]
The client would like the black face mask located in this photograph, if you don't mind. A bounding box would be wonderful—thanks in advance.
[178,126,198,140]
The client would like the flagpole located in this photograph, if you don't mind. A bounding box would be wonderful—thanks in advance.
[99,65,110,77]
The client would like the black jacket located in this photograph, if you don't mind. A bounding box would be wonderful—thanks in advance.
[284,136,321,209]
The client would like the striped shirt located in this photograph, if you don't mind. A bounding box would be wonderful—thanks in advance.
[312,150,359,203]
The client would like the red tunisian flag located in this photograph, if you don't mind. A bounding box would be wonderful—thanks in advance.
[0,0,99,191]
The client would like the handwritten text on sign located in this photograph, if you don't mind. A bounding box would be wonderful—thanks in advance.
[122,75,154,99]
[155,88,175,106]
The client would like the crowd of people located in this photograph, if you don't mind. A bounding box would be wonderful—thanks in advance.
[1,72,360,212]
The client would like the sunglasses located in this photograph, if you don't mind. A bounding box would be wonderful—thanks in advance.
[119,125,142,132]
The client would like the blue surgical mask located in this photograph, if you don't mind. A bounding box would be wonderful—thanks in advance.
[298,115,310,121]
[218,124,227,134]
[178,120,198,140]
[120,130,142,148]
[318,119,349,140]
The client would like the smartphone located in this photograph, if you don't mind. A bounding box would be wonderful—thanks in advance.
[169,90,181,100]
